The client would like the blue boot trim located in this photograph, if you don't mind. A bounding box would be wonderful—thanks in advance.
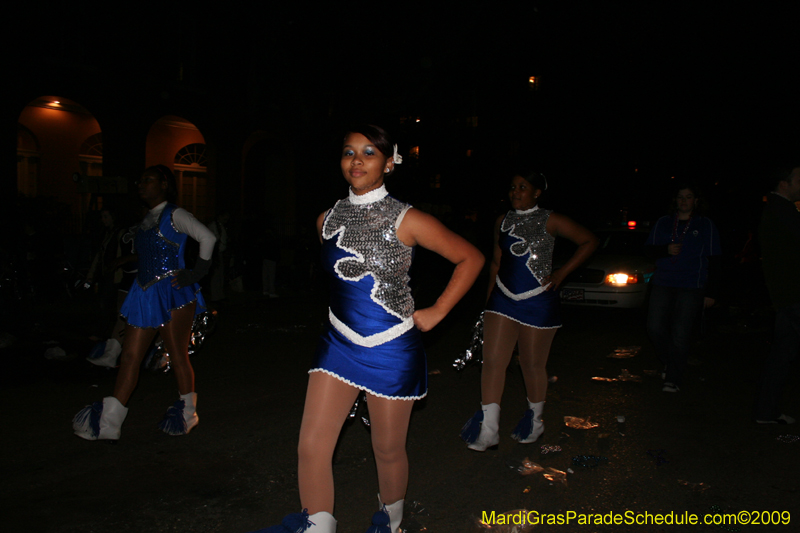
[87,341,106,360]
[73,401,102,438]
[158,399,188,435]
[365,510,391,533]
[511,409,534,441]
[282,509,314,532]
[251,509,313,533]
[460,409,483,444]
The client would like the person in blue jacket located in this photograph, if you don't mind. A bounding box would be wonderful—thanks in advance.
[645,184,721,393]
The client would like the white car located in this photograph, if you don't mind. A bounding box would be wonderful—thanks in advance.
[558,227,655,308]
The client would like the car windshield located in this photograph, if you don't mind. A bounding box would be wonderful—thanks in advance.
[555,229,650,260]
[594,231,648,255]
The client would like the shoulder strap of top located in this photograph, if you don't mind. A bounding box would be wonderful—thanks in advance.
[395,204,412,230]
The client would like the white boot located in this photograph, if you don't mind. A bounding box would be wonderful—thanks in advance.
[307,511,336,532]
[181,392,199,433]
[158,392,199,435]
[378,494,403,533]
[463,403,500,451]
[511,399,544,443]
[87,338,121,367]
[73,396,128,440]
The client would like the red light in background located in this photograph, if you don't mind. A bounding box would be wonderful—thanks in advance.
[627,220,637,229]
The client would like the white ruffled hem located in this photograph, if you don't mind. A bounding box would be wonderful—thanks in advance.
[308,368,427,401]
[484,310,562,329]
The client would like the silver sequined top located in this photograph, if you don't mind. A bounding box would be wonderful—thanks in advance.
[501,206,554,283]
[322,185,414,320]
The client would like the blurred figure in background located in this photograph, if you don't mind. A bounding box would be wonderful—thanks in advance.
[645,184,721,393]
[754,163,800,424]
[85,208,137,367]
[207,210,230,303]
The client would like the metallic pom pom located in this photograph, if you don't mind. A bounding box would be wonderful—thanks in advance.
[454,312,484,371]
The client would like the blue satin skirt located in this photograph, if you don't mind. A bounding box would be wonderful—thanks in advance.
[311,321,427,400]
[120,277,205,328]
[486,285,562,329]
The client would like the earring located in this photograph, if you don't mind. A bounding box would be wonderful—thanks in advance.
[385,168,390,172]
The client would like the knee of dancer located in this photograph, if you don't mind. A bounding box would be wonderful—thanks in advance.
[119,349,145,366]
[297,439,316,463]
[371,441,408,465]
[482,356,512,373]
[518,356,547,373]
[168,351,192,367]
[298,433,335,463]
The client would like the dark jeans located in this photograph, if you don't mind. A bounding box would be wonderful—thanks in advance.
[647,284,705,387]
[755,303,800,420]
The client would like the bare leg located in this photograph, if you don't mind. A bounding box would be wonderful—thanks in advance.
[367,394,414,505]
[517,327,557,403]
[480,313,521,405]
[298,372,360,515]
[113,325,158,405]
[110,291,127,345]
[160,303,197,395]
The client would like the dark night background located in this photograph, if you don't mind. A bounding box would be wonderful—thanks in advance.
[8,3,800,236]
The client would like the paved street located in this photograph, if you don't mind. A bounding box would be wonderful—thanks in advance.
[2,282,797,532]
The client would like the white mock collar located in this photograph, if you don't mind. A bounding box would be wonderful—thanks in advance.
[150,201,168,214]
[515,205,539,215]
[349,184,388,205]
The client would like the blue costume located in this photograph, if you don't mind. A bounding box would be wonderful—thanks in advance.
[310,185,427,400]
[645,214,721,388]
[486,207,561,329]
[120,203,206,328]
[646,215,721,289]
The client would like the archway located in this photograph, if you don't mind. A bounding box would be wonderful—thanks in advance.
[146,115,212,221]
[17,96,102,234]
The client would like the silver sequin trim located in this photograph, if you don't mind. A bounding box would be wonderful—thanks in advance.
[323,190,414,319]
[501,208,554,284]
[137,269,181,291]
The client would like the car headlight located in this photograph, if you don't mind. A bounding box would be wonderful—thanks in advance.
[604,273,644,286]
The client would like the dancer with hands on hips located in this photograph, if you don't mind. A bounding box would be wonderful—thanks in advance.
[255,125,483,533]
[462,170,597,452]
